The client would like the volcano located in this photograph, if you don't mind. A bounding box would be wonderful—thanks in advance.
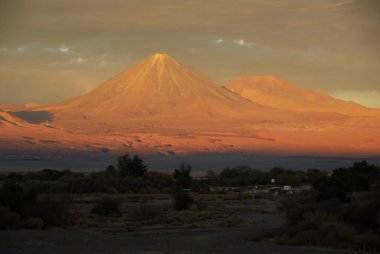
[224,75,379,116]
[1,53,380,161]
[42,53,260,121]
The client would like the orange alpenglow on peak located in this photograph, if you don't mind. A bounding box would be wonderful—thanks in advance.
[224,75,379,116]
[2,54,380,158]
[148,53,173,63]
[152,53,170,58]
[40,53,259,119]
[138,53,182,72]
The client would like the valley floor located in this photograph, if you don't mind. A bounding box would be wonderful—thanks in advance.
[0,197,359,254]
[0,227,360,254]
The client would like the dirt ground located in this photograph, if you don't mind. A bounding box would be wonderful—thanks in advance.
[0,194,359,254]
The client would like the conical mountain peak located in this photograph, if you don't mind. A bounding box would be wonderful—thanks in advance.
[41,54,257,119]
[147,53,175,63]
[138,53,181,72]
[152,53,171,60]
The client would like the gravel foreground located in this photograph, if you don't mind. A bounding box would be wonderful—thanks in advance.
[0,227,359,254]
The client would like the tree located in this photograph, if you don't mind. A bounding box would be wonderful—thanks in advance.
[313,176,349,202]
[118,154,148,177]
[312,161,379,202]
[173,163,192,189]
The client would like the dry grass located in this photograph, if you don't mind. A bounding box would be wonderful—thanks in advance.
[246,231,275,242]
[217,212,243,227]
[65,192,253,232]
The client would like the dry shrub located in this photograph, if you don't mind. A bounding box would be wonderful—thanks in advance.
[173,190,193,211]
[91,197,121,217]
[195,200,208,211]
[129,203,162,221]
[217,213,243,227]
[275,210,354,248]
[162,210,215,225]
[352,233,380,252]
[23,217,44,229]
[0,205,20,229]
[246,231,274,242]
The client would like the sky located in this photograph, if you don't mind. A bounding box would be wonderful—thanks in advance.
[0,0,379,107]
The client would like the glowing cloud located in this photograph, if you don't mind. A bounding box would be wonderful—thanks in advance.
[76,57,86,63]
[59,46,70,53]
[235,39,248,46]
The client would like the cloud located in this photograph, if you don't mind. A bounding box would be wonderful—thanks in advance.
[233,39,256,47]
[75,57,86,63]
[232,39,273,52]
[311,0,355,11]
[216,39,223,44]
[59,46,70,53]
[234,39,250,46]
[43,46,71,54]
[0,0,379,105]
[0,47,26,54]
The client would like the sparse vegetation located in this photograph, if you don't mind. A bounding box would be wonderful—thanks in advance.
[91,197,121,217]
[1,156,378,253]
[277,161,380,251]
[0,182,68,229]
[173,190,193,211]
[275,210,355,248]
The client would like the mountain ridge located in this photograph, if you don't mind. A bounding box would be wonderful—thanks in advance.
[40,53,262,120]
[224,75,379,116]
[1,53,379,159]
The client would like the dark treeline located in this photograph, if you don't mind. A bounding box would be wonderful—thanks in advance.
[0,155,321,195]
[0,154,319,230]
